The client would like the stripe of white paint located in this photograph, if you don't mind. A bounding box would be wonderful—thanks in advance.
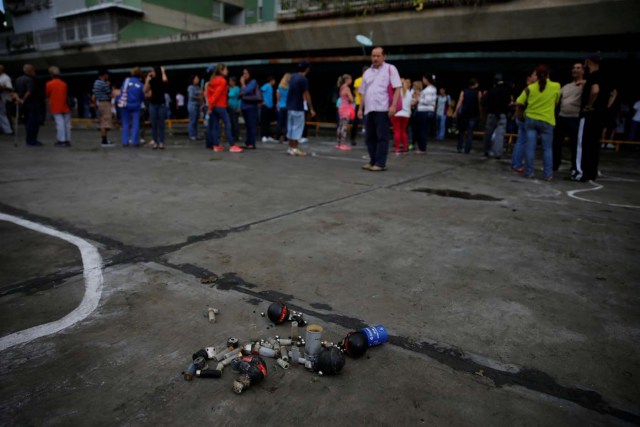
[566,182,640,209]
[0,213,104,352]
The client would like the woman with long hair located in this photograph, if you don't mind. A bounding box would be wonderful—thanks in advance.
[207,63,242,152]
[392,78,413,153]
[275,73,291,143]
[515,64,560,180]
[144,65,168,149]
[336,74,354,151]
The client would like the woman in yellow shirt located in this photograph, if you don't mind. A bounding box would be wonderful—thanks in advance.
[516,64,560,180]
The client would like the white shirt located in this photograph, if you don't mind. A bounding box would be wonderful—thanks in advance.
[417,85,437,112]
[176,93,185,107]
[395,90,413,118]
[359,62,402,115]
[0,73,13,103]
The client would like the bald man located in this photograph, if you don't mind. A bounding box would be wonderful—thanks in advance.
[15,64,43,146]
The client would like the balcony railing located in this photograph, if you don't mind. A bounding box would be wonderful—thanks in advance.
[278,0,491,22]
[0,16,119,55]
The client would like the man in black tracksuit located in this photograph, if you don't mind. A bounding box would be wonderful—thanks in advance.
[573,54,610,182]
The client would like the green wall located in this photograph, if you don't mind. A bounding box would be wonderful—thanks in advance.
[244,0,276,24]
[118,20,180,41]
[144,0,212,18]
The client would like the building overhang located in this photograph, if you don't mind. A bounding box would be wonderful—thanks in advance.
[54,4,143,19]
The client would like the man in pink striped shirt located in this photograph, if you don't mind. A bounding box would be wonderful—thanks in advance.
[358,47,402,171]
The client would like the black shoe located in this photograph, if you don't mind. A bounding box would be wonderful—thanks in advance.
[27,141,44,147]
[55,141,65,147]
[64,141,72,147]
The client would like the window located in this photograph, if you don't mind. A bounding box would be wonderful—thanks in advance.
[212,1,223,21]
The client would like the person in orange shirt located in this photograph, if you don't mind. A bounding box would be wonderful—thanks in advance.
[45,66,71,147]
[206,63,242,152]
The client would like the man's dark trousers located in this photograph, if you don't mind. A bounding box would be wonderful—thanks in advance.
[365,111,390,168]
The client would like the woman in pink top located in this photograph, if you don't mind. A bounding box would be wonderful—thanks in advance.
[336,74,354,151]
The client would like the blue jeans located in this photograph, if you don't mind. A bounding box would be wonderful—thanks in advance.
[210,106,235,147]
[457,115,478,153]
[149,103,166,144]
[121,108,141,146]
[525,117,554,178]
[414,111,434,151]
[188,102,199,138]
[435,114,446,140]
[242,105,259,147]
[511,119,526,169]
[365,111,391,168]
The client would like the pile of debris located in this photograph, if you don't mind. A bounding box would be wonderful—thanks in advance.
[182,302,387,394]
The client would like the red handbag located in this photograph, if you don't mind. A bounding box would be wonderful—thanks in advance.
[387,66,402,111]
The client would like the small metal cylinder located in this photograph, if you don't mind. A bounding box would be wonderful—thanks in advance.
[278,338,292,346]
[276,358,290,369]
[279,346,289,361]
[214,348,231,361]
[258,346,277,358]
[305,324,323,358]
[290,346,301,362]
[183,363,196,381]
[290,321,299,340]
[227,337,239,349]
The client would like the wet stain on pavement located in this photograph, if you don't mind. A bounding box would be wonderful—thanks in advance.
[310,302,333,311]
[412,188,503,202]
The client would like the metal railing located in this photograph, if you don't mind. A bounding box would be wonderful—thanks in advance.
[278,0,490,21]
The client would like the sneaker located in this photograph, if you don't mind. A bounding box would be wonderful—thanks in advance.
[54,141,65,147]
[261,136,268,143]
[229,145,243,153]
[543,175,553,182]
[287,148,306,156]
[511,167,524,173]
[299,137,309,144]
[361,163,373,170]
[213,146,225,152]
[369,165,386,172]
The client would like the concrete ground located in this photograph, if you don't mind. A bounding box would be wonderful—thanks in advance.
[0,124,639,426]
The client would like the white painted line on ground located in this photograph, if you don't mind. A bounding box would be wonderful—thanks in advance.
[0,213,104,352]
[566,182,640,210]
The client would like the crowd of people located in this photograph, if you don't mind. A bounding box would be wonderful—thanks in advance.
[1,48,637,182]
